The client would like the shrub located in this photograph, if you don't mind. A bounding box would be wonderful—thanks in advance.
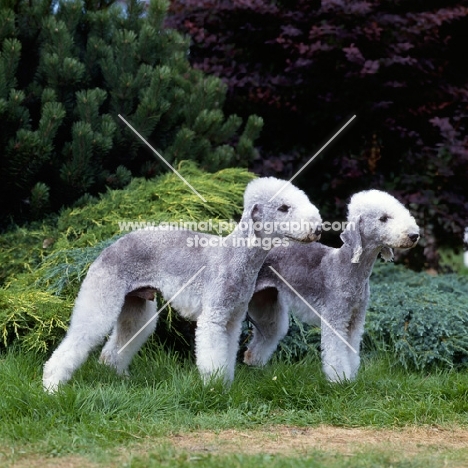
[0,0,262,223]
[0,223,57,284]
[167,0,468,268]
[365,263,468,370]
[0,288,71,353]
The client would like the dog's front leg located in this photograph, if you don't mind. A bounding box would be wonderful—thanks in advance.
[346,303,367,380]
[195,309,232,385]
[224,307,248,383]
[320,317,353,383]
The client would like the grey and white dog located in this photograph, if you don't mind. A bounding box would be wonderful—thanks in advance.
[43,177,322,392]
[244,190,420,382]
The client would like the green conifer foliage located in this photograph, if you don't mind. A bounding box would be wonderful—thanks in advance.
[0,0,262,223]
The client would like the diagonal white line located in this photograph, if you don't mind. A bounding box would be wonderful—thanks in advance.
[269,115,356,201]
[268,266,357,354]
[118,114,208,203]
[117,266,206,355]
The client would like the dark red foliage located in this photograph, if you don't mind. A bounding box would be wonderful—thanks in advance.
[167,0,468,269]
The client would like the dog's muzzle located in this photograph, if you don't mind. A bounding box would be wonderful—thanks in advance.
[398,232,420,249]
[407,232,420,248]
[289,225,322,243]
[307,224,322,242]
[309,224,322,242]
[408,233,419,244]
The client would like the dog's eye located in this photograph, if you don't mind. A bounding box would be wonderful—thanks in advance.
[278,204,290,213]
[379,215,389,222]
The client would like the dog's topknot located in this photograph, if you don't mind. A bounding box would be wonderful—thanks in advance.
[244,177,311,208]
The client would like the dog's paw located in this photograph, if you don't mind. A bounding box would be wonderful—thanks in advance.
[243,349,254,365]
[42,374,60,393]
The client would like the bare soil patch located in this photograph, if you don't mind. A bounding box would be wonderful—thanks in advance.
[168,425,468,457]
[3,454,100,468]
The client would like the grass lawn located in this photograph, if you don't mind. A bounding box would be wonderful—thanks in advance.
[1,343,468,467]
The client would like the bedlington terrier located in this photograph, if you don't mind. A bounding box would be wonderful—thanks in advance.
[43,177,322,392]
[244,189,420,382]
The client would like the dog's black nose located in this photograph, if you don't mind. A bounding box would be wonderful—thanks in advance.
[315,224,322,235]
[408,233,419,243]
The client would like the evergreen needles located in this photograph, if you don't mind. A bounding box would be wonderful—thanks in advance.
[0,0,263,222]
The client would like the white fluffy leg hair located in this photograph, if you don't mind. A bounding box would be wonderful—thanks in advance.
[43,280,125,392]
[194,311,233,384]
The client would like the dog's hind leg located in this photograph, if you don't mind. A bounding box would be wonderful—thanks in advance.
[100,296,158,375]
[243,288,289,366]
[43,276,126,392]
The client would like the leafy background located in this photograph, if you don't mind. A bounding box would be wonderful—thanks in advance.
[166,0,468,268]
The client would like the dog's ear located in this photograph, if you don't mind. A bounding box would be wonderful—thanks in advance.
[250,203,262,223]
[248,203,262,239]
[380,247,394,262]
[340,215,362,263]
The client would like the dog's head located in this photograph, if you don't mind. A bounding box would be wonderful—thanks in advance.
[340,190,420,263]
[243,177,322,243]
